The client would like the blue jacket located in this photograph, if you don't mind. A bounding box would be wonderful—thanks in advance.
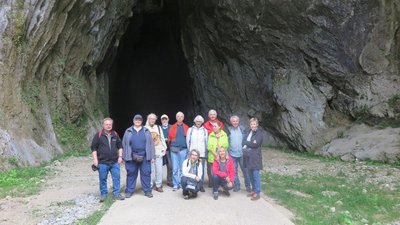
[122,126,155,161]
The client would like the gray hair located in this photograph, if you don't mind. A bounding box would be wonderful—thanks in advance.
[176,111,184,118]
[193,115,204,123]
[208,109,217,116]
[147,113,157,120]
[230,115,240,121]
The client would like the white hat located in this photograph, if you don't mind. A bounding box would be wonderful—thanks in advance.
[161,114,169,119]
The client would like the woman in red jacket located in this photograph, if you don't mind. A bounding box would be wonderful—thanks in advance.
[212,147,235,200]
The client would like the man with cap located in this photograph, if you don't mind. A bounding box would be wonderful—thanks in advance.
[91,117,125,202]
[122,114,156,198]
[160,114,173,187]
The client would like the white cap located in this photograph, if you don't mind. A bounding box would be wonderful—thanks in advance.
[161,114,169,119]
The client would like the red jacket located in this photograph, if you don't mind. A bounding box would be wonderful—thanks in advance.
[168,122,189,144]
[212,156,235,182]
[203,119,225,134]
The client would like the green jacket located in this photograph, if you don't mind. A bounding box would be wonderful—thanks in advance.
[207,130,229,163]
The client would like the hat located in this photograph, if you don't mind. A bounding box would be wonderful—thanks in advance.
[133,114,143,120]
[161,114,169,119]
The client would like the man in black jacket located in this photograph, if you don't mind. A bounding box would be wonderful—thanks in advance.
[91,118,124,202]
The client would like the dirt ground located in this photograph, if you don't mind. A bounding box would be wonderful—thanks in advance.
[1,148,399,225]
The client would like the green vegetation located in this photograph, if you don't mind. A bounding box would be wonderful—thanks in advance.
[263,172,400,225]
[52,112,89,154]
[11,0,26,54]
[354,104,370,124]
[388,94,400,109]
[76,197,114,225]
[21,80,42,111]
[0,165,48,198]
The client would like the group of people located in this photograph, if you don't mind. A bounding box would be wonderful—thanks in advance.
[90,109,263,202]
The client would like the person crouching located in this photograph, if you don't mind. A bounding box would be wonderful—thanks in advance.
[181,149,203,199]
[212,147,235,200]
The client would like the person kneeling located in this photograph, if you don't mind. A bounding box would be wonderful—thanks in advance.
[212,147,235,200]
[181,149,203,199]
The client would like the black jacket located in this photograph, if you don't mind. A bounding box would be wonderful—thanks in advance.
[242,128,263,170]
[91,130,122,164]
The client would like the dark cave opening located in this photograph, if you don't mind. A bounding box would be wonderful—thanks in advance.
[109,2,193,134]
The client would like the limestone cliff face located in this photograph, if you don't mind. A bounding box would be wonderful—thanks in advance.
[0,0,136,167]
[179,0,400,150]
[1,0,399,167]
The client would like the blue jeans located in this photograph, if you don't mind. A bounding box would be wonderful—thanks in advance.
[125,159,152,194]
[249,169,261,194]
[231,156,250,190]
[98,163,120,196]
[200,157,206,181]
[171,148,187,188]
[212,174,229,193]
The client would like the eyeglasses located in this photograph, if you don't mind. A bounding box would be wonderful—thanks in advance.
[191,154,198,156]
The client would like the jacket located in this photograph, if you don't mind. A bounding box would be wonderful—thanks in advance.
[203,118,225,134]
[212,155,235,182]
[122,126,155,161]
[186,126,208,157]
[91,130,122,164]
[168,122,189,144]
[145,124,167,156]
[207,130,229,163]
[182,158,203,180]
[242,128,263,170]
[227,125,246,158]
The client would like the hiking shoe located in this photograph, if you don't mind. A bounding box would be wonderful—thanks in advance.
[251,194,260,201]
[183,195,189,200]
[145,192,153,198]
[245,187,252,193]
[233,187,240,192]
[155,187,164,192]
[99,195,107,202]
[223,190,230,197]
[213,192,218,200]
[114,194,125,200]
[125,192,133,198]
[200,187,205,192]
[247,191,256,197]
[166,182,173,187]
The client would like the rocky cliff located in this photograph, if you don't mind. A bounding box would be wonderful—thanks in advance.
[179,0,400,156]
[0,0,399,168]
[0,0,136,168]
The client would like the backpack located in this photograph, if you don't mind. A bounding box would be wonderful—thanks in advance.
[98,130,119,139]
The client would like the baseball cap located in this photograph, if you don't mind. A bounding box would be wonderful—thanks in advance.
[133,114,143,120]
[161,114,169,120]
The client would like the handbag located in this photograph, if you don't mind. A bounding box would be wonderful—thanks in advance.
[132,153,144,162]
[170,146,181,153]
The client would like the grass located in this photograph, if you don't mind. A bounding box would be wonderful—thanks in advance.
[263,172,400,225]
[76,197,114,225]
[0,165,48,198]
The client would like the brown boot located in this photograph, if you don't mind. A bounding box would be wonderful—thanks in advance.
[155,187,164,192]
[251,194,260,201]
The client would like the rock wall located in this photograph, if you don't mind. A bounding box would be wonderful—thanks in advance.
[179,0,400,151]
[0,0,136,167]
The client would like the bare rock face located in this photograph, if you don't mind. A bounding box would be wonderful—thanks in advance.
[0,0,136,166]
[320,125,400,163]
[179,0,400,154]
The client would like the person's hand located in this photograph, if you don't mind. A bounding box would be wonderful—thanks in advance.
[195,176,200,181]
[226,177,231,183]
[253,140,257,144]
[151,158,155,163]
[93,158,98,167]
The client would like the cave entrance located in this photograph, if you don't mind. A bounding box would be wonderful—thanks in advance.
[109,2,193,134]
